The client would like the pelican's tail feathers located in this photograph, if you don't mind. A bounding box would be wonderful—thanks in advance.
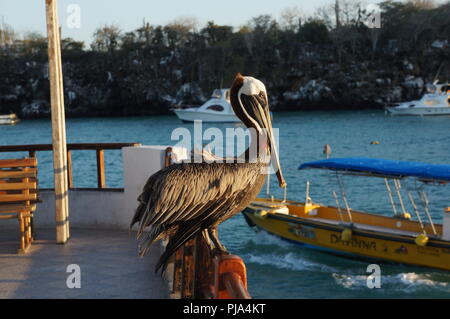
[137,224,165,257]
[130,201,146,229]
[154,222,203,274]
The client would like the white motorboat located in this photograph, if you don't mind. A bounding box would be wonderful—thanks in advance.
[172,89,240,123]
[0,113,20,125]
[386,82,450,116]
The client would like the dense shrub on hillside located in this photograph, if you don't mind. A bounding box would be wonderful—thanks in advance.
[0,0,448,117]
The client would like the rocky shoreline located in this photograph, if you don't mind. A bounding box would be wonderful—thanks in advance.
[0,53,440,119]
[0,1,448,118]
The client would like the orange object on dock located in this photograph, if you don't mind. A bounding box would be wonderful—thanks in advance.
[214,254,250,299]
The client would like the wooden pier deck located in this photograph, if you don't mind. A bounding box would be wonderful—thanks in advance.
[0,228,169,299]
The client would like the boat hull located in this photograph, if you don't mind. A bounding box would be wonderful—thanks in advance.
[173,109,241,123]
[243,200,450,271]
[0,115,20,125]
[386,106,450,116]
[0,119,20,125]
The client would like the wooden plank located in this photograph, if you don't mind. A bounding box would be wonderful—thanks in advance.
[0,194,37,203]
[96,149,106,188]
[0,158,37,168]
[0,144,53,152]
[0,169,37,179]
[68,143,140,150]
[19,213,25,250]
[0,203,36,213]
[0,181,37,191]
[0,214,18,219]
[0,142,140,153]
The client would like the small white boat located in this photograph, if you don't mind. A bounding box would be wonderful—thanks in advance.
[172,89,240,123]
[0,113,20,125]
[386,82,450,116]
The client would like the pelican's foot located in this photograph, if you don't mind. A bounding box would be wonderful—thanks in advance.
[207,227,228,255]
[211,247,229,257]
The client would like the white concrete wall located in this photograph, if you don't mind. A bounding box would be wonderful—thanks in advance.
[0,189,125,230]
[0,145,188,231]
[36,190,125,229]
[123,145,187,223]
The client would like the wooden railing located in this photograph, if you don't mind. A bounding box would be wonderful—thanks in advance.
[170,232,251,299]
[0,143,140,189]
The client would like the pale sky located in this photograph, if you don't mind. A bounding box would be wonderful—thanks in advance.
[0,0,368,43]
[0,0,436,45]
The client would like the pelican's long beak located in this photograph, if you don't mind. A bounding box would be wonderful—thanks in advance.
[233,76,287,188]
[267,123,287,189]
[255,102,286,189]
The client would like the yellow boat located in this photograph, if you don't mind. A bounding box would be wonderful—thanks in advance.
[243,157,450,271]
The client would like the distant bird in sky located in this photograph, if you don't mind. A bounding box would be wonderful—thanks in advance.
[131,73,286,272]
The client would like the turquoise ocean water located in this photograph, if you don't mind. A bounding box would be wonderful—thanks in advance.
[1,111,450,298]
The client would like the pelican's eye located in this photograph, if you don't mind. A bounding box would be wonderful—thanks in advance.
[255,91,267,107]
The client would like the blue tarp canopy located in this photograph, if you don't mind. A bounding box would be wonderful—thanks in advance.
[298,157,450,181]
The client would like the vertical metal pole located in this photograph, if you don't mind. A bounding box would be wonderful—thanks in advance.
[265,172,270,196]
[336,173,353,224]
[407,191,426,235]
[305,181,310,204]
[332,191,345,223]
[45,0,69,243]
[394,179,408,216]
[419,191,437,235]
[384,178,398,216]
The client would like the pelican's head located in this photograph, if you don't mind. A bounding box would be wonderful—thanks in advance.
[230,73,286,188]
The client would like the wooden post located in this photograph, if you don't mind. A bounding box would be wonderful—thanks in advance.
[96,149,106,188]
[67,150,73,189]
[56,23,70,239]
[172,247,184,295]
[45,0,69,244]
[181,238,195,298]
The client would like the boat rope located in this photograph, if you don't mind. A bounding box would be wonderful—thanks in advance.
[384,178,398,217]
[266,171,271,196]
[407,191,427,235]
[418,191,437,235]
[393,179,408,216]
[282,184,287,203]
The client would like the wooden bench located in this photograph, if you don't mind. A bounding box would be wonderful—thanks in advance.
[0,158,38,253]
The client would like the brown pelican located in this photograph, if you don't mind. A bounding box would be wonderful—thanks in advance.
[131,73,286,272]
